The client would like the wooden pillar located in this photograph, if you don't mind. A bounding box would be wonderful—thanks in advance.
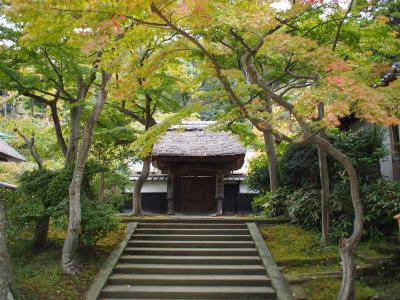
[167,170,175,214]
[389,125,400,181]
[216,169,224,215]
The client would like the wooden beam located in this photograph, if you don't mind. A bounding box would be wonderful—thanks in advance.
[389,125,400,181]
[216,169,224,215]
[167,170,175,214]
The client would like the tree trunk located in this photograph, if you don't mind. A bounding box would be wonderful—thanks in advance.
[262,93,279,192]
[0,201,12,300]
[263,131,279,192]
[318,105,330,243]
[310,135,363,300]
[33,216,50,249]
[318,144,330,243]
[65,103,82,164]
[49,101,67,157]
[99,172,105,201]
[62,72,110,274]
[14,129,43,170]
[132,156,151,215]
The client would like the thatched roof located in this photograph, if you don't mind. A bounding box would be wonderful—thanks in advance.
[0,181,17,190]
[0,139,26,162]
[153,129,246,157]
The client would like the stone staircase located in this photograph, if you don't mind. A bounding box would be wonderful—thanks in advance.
[93,222,292,300]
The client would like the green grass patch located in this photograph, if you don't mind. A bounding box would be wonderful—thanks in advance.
[9,224,125,300]
[281,263,341,274]
[305,278,400,300]
[259,224,339,261]
[260,224,400,299]
[260,224,385,262]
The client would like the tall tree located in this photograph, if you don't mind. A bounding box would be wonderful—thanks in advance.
[0,29,98,163]
[148,1,399,299]
[62,71,111,273]
[0,196,12,300]
[110,34,190,214]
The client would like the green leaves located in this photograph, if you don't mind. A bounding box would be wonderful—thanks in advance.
[129,102,203,158]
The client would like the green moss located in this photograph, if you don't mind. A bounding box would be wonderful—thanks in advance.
[260,224,400,299]
[259,224,339,261]
[260,224,389,262]
[282,263,341,274]
[305,278,400,300]
[10,224,125,300]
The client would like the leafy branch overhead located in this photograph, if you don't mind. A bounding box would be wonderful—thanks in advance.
[129,102,203,158]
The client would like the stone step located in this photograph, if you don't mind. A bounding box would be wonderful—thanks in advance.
[119,255,262,265]
[114,264,266,275]
[101,285,276,299]
[131,234,252,241]
[123,247,258,256]
[371,244,400,256]
[102,299,266,300]
[135,228,249,235]
[108,274,271,286]
[138,223,247,229]
[127,240,255,248]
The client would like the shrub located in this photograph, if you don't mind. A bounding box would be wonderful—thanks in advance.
[246,153,269,194]
[80,200,119,246]
[286,188,321,228]
[252,187,293,217]
[259,180,400,240]
[361,180,400,238]
[330,126,387,183]
[278,127,387,188]
[328,180,400,239]
[280,144,321,188]
[6,161,118,248]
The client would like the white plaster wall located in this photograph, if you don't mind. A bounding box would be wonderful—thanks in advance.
[347,122,396,181]
[379,126,394,180]
[126,181,258,194]
[239,182,258,194]
[125,181,167,193]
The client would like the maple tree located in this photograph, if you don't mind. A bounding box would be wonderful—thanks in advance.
[146,1,399,299]
[2,0,118,273]
[1,0,399,298]
[2,0,200,273]
[108,34,192,214]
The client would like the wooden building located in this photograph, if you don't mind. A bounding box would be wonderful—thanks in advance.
[126,123,258,215]
[0,139,25,162]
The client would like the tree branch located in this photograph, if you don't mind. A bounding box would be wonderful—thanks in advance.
[14,128,43,169]
[332,0,354,51]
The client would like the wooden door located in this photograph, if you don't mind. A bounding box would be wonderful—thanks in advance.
[223,183,239,213]
[176,176,216,213]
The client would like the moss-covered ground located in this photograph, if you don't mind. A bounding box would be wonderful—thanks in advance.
[259,224,400,300]
[9,224,126,300]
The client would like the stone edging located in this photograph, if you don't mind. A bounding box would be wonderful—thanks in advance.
[119,217,289,224]
[247,222,294,300]
[86,222,137,300]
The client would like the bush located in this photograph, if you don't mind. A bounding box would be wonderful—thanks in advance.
[252,187,293,217]
[286,188,321,228]
[280,144,321,188]
[80,200,119,246]
[277,126,387,188]
[246,153,269,194]
[327,180,400,239]
[6,161,118,247]
[362,181,400,238]
[257,180,400,240]
[330,127,387,183]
